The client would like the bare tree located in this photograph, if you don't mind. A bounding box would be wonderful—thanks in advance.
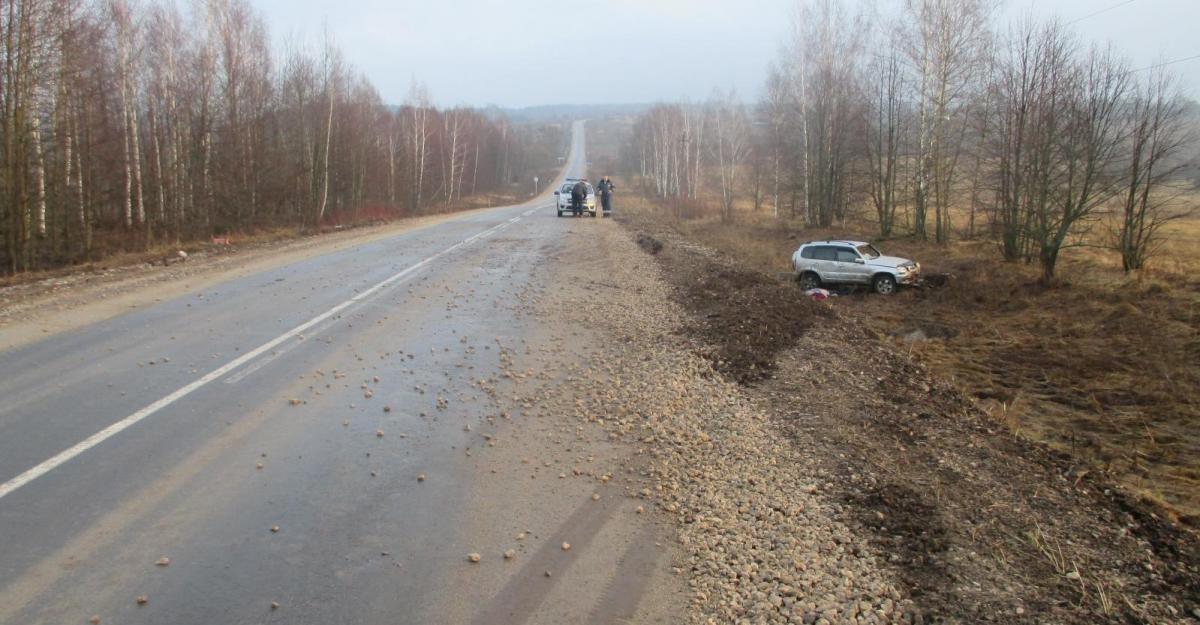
[315,27,337,224]
[442,107,466,206]
[709,90,751,223]
[1035,45,1130,281]
[0,1,561,274]
[1112,67,1191,272]
[632,104,683,201]
[109,0,144,228]
[904,0,994,242]
[865,27,907,237]
[988,19,1067,262]
[785,0,866,227]
[403,79,431,213]
[761,65,791,219]
[988,21,1131,282]
[681,101,705,200]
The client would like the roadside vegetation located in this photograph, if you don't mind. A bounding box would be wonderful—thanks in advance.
[587,0,1200,528]
[0,0,565,276]
[611,185,1200,527]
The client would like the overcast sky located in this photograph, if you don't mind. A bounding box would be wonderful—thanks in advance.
[252,0,1200,108]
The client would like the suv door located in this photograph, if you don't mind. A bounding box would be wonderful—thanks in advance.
[810,245,838,281]
[833,247,871,283]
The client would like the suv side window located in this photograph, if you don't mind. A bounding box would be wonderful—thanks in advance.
[801,246,817,259]
[835,248,860,263]
[812,246,838,261]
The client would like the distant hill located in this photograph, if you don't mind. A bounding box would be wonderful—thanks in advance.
[382,102,653,124]
[484,103,654,123]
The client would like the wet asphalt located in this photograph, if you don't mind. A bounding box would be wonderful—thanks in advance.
[0,124,590,625]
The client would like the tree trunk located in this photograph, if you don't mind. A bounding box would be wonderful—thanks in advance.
[316,58,334,223]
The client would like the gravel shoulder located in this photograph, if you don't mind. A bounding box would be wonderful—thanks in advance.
[613,212,1200,624]
[524,217,915,624]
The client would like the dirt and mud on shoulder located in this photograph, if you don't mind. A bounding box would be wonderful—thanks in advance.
[603,213,1200,624]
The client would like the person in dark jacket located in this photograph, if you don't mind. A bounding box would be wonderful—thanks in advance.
[597,176,615,216]
[570,180,589,216]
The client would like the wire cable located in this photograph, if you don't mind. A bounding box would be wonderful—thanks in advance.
[1066,0,1138,24]
[1128,53,1200,73]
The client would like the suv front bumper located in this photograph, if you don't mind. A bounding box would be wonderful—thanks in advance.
[898,266,922,285]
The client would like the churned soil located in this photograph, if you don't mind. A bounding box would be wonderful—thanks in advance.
[618,213,1200,624]
[649,234,833,385]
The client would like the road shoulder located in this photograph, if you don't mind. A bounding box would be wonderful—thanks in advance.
[0,206,531,354]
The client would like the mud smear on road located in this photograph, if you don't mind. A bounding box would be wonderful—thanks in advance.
[622,216,1200,624]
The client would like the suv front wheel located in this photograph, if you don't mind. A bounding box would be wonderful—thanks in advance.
[873,274,897,295]
[797,271,821,291]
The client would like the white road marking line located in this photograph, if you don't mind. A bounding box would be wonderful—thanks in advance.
[0,214,521,501]
[222,342,298,385]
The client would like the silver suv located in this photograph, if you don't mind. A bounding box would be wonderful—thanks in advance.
[791,240,920,295]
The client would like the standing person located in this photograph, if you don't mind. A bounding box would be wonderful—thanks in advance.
[570,179,588,217]
[597,176,616,217]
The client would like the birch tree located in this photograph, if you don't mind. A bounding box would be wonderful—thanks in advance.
[0,0,564,274]
[315,28,336,223]
[904,0,994,241]
[403,80,431,213]
[709,90,751,223]
[784,0,866,227]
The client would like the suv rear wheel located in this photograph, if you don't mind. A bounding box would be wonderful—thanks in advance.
[873,274,897,295]
[797,272,821,291]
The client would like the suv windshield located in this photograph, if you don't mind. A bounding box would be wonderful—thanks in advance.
[856,244,881,259]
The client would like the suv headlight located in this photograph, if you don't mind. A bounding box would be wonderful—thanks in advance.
[897,265,909,274]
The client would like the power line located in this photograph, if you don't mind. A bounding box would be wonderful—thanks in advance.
[1129,53,1200,74]
[1066,0,1138,24]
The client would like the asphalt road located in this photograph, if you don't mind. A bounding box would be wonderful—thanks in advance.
[0,122,630,625]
